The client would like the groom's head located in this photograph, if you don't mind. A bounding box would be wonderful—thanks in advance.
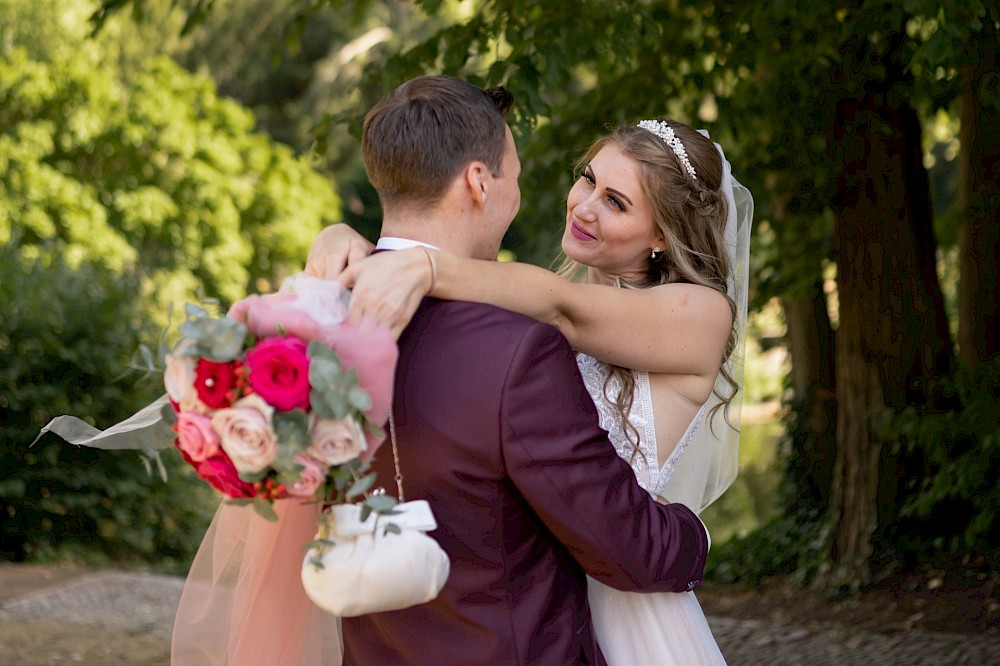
[362,76,521,257]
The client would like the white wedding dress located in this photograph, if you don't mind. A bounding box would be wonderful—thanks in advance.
[578,353,728,665]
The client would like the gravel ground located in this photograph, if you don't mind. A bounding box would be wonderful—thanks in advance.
[0,565,997,665]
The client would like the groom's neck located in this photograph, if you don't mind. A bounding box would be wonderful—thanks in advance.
[380,215,477,259]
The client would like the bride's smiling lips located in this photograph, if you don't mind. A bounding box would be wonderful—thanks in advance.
[570,221,597,241]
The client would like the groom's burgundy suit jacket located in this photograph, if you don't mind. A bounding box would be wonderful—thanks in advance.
[341,298,709,665]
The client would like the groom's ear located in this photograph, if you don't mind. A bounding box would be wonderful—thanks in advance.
[464,161,490,207]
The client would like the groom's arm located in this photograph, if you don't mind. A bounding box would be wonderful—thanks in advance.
[500,322,708,594]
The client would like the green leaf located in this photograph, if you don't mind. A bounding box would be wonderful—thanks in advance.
[383,522,401,536]
[302,538,336,551]
[159,403,178,426]
[251,498,279,522]
[346,473,376,500]
[363,494,398,513]
[238,469,269,483]
[273,409,311,453]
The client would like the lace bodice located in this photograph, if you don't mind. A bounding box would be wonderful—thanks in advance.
[576,354,705,498]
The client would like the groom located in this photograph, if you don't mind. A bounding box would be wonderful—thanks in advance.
[337,76,709,665]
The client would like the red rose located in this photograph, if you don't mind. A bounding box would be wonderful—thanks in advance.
[197,453,257,498]
[174,441,255,498]
[245,335,311,411]
[194,359,241,409]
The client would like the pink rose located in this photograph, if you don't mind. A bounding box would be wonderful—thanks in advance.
[287,453,328,499]
[245,336,311,412]
[308,415,366,466]
[212,394,277,475]
[164,341,208,415]
[175,411,220,462]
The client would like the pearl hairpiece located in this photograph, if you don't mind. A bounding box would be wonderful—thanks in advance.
[637,120,698,181]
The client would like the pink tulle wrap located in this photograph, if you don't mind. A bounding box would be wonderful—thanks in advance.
[172,275,397,664]
[227,275,396,458]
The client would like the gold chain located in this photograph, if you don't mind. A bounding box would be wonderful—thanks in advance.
[388,410,404,502]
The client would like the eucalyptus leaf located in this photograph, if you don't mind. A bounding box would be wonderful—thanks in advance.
[185,303,210,320]
[159,402,178,426]
[252,499,279,522]
[349,387,372,411]
[238,469,269,484]
[346,473,377,499]
[364,494,398,513]
[383,522,402,536]
[302,538,336,551]
[273,409,311,452]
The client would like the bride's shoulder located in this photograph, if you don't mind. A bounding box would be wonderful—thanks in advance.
[645,282,732,327]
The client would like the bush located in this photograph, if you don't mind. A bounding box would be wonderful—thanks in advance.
[0,243,215,570]
[875,360,1000,560]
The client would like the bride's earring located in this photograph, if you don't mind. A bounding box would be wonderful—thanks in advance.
[650,247,664,261]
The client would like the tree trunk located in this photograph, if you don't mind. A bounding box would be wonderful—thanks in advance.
[829,85,954,584]
[958,20,1000,370]
[781,281,837,514]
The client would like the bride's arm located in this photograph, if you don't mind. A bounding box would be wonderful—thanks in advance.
[304,224,375,280]
[340,249,731,376]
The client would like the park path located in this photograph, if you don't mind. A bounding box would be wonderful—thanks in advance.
[0,567,998,665]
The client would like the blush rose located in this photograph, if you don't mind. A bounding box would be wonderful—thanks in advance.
[175,412,220,462]
[308,416,367,466]
[212,394,278,475]
[287,454,328,499]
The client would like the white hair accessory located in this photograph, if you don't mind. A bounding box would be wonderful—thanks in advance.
[636,119,698,180]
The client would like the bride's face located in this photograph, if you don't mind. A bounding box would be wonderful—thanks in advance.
[561,144,663,283]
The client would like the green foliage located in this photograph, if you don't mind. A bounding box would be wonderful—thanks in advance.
[708,508,831,587]
[308,341,369,419]
[178,305,248,361]
[1,6,341,313]
[0,0,345,567]
[0,241,215,569]
[874,360,1000,557]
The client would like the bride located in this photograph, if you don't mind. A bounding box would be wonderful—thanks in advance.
[309,117,752,664]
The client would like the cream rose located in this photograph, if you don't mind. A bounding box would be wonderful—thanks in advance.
[211,394,277,475]
[164,340,207,414]
[308,416,366,466]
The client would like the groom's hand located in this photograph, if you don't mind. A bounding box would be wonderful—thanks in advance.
[305,224,374,280]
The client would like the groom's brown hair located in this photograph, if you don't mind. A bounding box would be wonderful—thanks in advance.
[362,75,513,209]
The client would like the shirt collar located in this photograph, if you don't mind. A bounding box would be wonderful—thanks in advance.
[375,237,440,251]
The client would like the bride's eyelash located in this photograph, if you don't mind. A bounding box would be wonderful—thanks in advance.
[580,166,625,212]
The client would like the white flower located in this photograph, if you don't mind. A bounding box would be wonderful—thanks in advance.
[279,273,349,329]
[212,394,277,475]
[308,415,366,466]
[164,340,207,415]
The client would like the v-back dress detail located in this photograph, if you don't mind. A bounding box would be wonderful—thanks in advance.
[577,353,726,665]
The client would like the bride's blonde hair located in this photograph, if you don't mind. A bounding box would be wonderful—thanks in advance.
[557,121,739,452]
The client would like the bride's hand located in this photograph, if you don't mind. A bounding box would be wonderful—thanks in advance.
[305,224,374,279]
[338,248,436,339]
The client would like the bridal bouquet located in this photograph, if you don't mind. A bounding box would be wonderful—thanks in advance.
[161,274,398,520]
